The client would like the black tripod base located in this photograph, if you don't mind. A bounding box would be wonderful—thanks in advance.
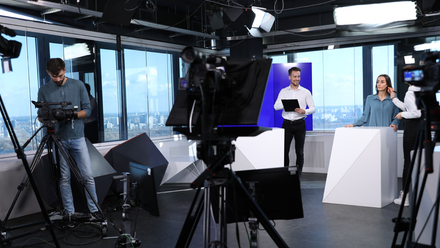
[175,168,288,248]
[392,217,411,233]
[116,234,141,248]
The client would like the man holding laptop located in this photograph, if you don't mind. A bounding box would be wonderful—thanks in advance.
[274,67,315,176]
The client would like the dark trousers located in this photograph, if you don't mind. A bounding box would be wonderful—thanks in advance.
[282,119,306,175]
[402,118,422,186]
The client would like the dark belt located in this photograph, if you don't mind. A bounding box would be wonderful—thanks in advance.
[284,119,305,124]
[405,118,422,123]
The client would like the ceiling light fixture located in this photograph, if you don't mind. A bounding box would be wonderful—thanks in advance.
[414,40,440,51]
[334,1,417,26]
[64,43,91,60]
[41,8,62,16]
[246,6,275,37]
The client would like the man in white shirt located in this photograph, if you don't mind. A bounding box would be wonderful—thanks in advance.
[274,67,315,176]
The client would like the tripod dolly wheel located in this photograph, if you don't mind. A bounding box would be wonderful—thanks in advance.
[1,231,12,247]
[100,221,108,236]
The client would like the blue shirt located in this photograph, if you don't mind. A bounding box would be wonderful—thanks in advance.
[353,94,400,127]
[37,78,91,140]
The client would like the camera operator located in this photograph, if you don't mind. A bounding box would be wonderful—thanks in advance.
[388,66,422,207]
[37,58,101,222]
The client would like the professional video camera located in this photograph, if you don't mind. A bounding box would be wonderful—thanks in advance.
[0,24,22,73]
[180,46,234,93]
[401,52,440,122]
[167,47,272,167]
[32,101,78,128]
[403,52,440,85]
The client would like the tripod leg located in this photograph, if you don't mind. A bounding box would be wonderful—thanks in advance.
[50,141,64,212]
[219,183,227,247]
[52,137,103,214]
[429,132,440,246]
[2,135,50,224]
[175,187,205,248]
[231,170,288,248]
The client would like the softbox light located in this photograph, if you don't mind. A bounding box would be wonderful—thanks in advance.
[246,7,275,37]
[223,8,243,22]
[33,138,116,212]
[209,11,225,30]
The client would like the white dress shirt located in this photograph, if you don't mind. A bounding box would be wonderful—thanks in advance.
[274,85,316,121]
[391,85,422,119]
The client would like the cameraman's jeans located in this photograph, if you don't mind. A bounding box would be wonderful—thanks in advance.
[58,137,98,214]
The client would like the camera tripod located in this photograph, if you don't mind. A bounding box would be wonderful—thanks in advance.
[175,139,288,248]
[391,98,440,248]
[0,95,60,248]
[9,123,105,220]
[1,117,106,247]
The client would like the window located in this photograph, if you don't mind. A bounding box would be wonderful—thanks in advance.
[270,55,288,64]
[100,48,122,141]
[372,45,395,92]
[146,51,173,138]
[124,49,148,138]
[295,47,363,130]
[0,35,39,154]
[124,49,174,139]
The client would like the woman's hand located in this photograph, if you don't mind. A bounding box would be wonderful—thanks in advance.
[395,112,402,120]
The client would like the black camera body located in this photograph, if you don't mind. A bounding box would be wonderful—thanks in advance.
[402,52,440,112]
[181,46,234,95]
[402,53,440,91]
[32,101,78,127]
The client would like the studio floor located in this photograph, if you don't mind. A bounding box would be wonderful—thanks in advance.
[2,173,410,248]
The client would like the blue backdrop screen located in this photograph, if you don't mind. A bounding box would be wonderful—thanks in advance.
[258,63,313,131]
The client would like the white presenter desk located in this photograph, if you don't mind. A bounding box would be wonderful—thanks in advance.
[230,128,284,171]
[323,127,398,208]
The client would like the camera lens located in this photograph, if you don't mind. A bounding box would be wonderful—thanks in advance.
[181,47,202,64]
[185,51,194,61]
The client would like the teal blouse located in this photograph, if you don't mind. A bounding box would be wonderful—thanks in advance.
[353,94,400,127]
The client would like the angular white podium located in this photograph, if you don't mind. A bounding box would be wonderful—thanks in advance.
[323,127,398,208]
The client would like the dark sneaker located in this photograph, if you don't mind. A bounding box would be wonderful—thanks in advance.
[61,213,75,228]
[62,221,75,228]
[89,211,104,221]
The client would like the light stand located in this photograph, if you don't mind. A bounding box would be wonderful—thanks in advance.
[105,173,141,248]
[247,181,259,248]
